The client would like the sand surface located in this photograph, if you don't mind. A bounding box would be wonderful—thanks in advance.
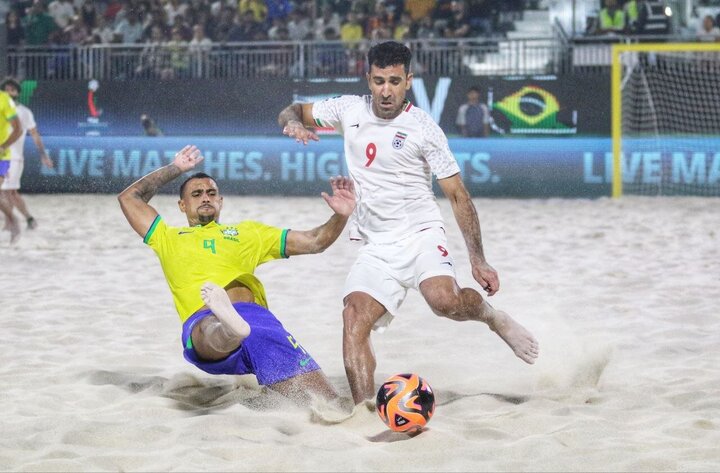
[1,194,719,472]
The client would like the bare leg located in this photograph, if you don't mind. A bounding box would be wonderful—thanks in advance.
[7,191,36,228]
[342,292,388,405]
[200,282,251,339]
[267,370,339,406]
[420,276,539,364]
[191,282,251,361]
[0,189,19,243]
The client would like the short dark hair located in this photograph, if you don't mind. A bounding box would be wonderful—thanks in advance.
[179,172,218,198]
[1,77,22,94]
[367,41,412,74]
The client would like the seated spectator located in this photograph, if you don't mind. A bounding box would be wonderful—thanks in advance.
[268,17,289,40]
[166,27,190,79]
[164,0,188,27]
[467,0,494,36]
[227,10,262,42]
[48,0,76,29]
[238,0,268,24]
[89,16,115,44]
[394,12,413,40]
[443,0,471,39]
[135,25,168,78]
[314,4,342,40]
[596,0,625,35]
[6,9,26,46]
[64,15,89,45]
[405,0,437,22]
[115,10,144,44]
[23,0,59,46]
[340,11,364,48]
[79,0,98,31]
[697,14,720,42]
[287,9,312,41]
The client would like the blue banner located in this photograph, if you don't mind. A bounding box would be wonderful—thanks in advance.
[20,137,720,197]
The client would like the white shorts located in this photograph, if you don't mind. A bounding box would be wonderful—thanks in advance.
[0,160,24,190]
[343,227,457,331]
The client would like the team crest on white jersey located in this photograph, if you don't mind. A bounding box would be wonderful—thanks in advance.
[392,131,408,150]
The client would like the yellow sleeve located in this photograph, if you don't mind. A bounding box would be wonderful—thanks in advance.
[241,220,289,264]
[143,215,169,253]
[0,93,17,121]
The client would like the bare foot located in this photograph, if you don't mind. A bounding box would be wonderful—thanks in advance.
[200,282,250,339]
[487,309,539,364]
[8,218,20,244]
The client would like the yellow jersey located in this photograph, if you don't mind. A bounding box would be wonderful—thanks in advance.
[0,91,18,161]
[144,216,288,322]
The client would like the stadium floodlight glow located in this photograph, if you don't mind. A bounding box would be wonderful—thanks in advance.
[611,42,720,197]
[664,6,672,16]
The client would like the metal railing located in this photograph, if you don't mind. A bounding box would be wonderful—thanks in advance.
[6,35,700,80]
[5,37,561,80]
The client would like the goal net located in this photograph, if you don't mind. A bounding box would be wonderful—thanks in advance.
[611,43,720,197]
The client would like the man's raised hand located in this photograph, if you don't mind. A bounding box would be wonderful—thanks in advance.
[322,176,356,217]
[173,145,204,172]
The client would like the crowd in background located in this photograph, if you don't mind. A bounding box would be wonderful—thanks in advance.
[5,0,528,48]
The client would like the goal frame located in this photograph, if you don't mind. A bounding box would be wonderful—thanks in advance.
[611,42,720,197]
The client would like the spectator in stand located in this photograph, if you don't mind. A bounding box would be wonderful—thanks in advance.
[456,86,490,137]
[467,0,494,36]
[393,12,413,40]
[166,27,190,78]
[443,0,471,38]
[164,0,188,27]
[287,9,311,40]
[135,24,167,78]
[596,0,625,35]
[227,10,262,42]
[79,0,98,31]
[405,0,436,22]
[6,9,26,46]
[90,15,115,44]
[210,6,236,42]
[48,0,76,29]
[170,13,193,41]
[115,10,144,44]
[64,15,89,45]
[23,0,59,45]
[340,11,364,48]
[238,0,268,24]
[697,14,720,42]
[266,0,293,22]
[103,0,124,23]
[267,16,288,40]
[365,0,395,39]
[314,4,342,40]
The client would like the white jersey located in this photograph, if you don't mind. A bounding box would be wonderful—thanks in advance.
[9,103,36,162]
[312,95,460,244]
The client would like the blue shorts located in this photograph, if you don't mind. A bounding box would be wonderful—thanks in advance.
[0,161,9,177]
[181,302,321,386]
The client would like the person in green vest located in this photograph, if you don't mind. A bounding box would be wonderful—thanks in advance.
[596,0,626,34]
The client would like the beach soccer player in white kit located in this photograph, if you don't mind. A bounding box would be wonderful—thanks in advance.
[279,41,539,405]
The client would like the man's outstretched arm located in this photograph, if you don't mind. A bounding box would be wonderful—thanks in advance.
[437,173,500,296]
[278,102,320,145]
[118,145,203,237]
[285,176,355,256]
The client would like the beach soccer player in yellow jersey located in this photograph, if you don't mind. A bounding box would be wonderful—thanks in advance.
[278,40,539,405]
[0,88,23,243]
[118,145,356,405]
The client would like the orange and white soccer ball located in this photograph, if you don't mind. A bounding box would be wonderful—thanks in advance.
[375,373,435,432]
